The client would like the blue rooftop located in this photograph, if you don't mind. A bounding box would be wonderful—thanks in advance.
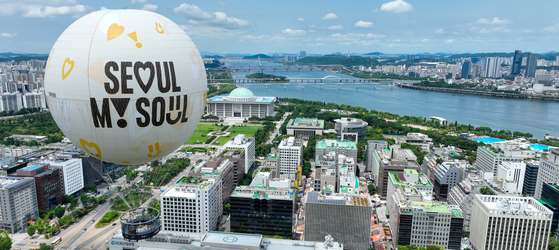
[20,165,43,171]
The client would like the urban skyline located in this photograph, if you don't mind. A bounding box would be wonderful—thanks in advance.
[1,0,559,54]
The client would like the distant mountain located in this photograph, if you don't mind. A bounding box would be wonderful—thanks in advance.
[365,52,383,55]
[242,54,272,59]
[0,52,48,58]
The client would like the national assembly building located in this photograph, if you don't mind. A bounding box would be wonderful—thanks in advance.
[205,87,276,118]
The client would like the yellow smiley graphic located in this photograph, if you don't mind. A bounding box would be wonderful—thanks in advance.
[62,58,74,80]
[79,138,102,159]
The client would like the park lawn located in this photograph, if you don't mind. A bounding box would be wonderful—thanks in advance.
[194,124,223,134]
[187,133,207,144]
[228,126,262,137]
[95,211,122,228]
[216,135,234,145]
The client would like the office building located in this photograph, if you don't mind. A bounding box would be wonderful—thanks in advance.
[78,155,104,186]
[333,118,368,140]
[12,164,62,210]
[315,139,357,162]
[492,161,526,194]
[46,154,84,196]
[305,192,371,250]
[538,183,559,235]
[476,146,533,174]
[278,137,303,179]
[470,195,552,250]
[300,51,306,58]
[4,134,48,143]
[461,60,472,79]
[434,162,464,201]
[366,140,388,172]
[221,148,246,184]
[523,161,539,197]
[535,149,559,198]
[526,53,538,77]
[394,133,434,152]
[283,55,299,62]
[0,176,38,233]
[447,174,488,232]
[224,134,255,173]
[388,183,463,250]
[372,145,420,198]
[230,174,294,238]
[205,87,276,118]
[483,57,501,78]
[161,180,222,233]
[511,50,523,75]
[0,92,22,112]
[286,118,324,139]
[263,150,279,178]
[386,169,433,207]
[191,158,235,203]
[106,231,343,250]
[421,147,463,185]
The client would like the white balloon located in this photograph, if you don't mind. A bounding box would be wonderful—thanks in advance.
[45,9,207,164]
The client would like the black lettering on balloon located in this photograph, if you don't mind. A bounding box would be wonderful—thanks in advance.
[136,98,150,128]
[169,62,181,92]
[120,62,133,94]
[152,97,165,126]
[134,61,155,94]
[91,98,112,128]
[158,62,171,93]
[155,62,164,94]
[180,94,189,123]
[104,61,119,94]
[110,98,130,128]
[166,96,181,125]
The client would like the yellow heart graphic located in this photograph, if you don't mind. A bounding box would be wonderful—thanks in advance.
[79,138,102,159]
[62,58,74,80]
[107,23,125,41]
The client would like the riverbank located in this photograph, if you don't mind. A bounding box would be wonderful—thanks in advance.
[401,85,559,102]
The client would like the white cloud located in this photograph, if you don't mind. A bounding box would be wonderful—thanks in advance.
[131,0,147,4]
[241,34,265,39]
[355,21,373,28]
[366,33,385,38]
[543,23,559,32]
[445,39,455,43]
[218,1,228,6]
[309,24,317,29]
[321,13,337,20]
[174,4,251,29]
[327,25,344,31]
[142,4,157,12]
[478,17,512,25]
[282,29,306,36]
[100,7,108,10]
[381,0,413,13]
[479,28,489,33]
[22,4,86,18]
[422,39,429,42]
[435,28,444,34]
[0,33,17,38]
[297,18,305,22]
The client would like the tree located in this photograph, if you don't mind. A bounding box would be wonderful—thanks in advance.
[37,243,54,250]
[0,231,11,250]
[54,205,65,219]
[27,225,36,236]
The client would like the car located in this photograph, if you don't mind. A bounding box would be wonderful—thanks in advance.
[112,223,117,226]
[83,228,87,232]
[93,210,97,213]
[91,219,95,223]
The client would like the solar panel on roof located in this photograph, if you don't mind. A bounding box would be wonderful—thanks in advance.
[306,192,345,205]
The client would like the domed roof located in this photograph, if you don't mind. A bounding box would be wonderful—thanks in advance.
[229,87,255,98]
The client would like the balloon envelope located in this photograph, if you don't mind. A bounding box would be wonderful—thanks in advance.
[44,9,207,164]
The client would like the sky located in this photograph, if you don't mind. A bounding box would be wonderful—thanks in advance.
[1,0,559,55]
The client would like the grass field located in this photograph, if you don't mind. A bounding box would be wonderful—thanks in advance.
[187,134,208,144]
[227,126,262,137]
[194,124,223,134]
[216,135,234,145]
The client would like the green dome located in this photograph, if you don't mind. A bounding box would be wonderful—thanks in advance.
[229,87,255,98]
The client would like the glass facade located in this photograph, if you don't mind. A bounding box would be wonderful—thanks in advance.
[230,196,294,238]
[540,183,559,234]
[522,161,539,196]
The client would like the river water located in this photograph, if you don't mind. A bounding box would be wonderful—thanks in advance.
[220,59,559,139]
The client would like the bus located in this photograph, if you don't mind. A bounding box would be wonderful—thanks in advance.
[51,237,62,246]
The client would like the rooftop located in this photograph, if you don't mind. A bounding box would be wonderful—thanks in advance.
[390,172,432,186]
[229,87,254,98]
[19,165,44,171]
[0,176,27,188]
[405,169,418,174]
[408,201,462,217]
[316,139,357,150]
[306,192,371,206]
[287,118,324,128]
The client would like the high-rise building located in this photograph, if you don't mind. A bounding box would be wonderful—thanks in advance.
[525,53,538,77]
[461,60,472,79]
[434,162,463,201]
[300,51,306,58]
[221,148,246,184]
[161,180,222,233]
[0,176,38,233]
[523,161,540,197]
[511,50,523,75]
[78,155,104,186]
[483,57,501,78]
[447,173,488,232]
[305,192,372,250]
[0,92,22,113]
[224,134,255,173]
[475,146,533,174]
[278,137,303,179]
[535,149,559,199]
[470,195,552,250]
[12,164,62,210]
[47,154,84,196]
[366,140,388,173]
[371,145,420,198]
[192,158,235,203]
[538,183,559,235]
[229,174,294,238]
[334,118,368,140]
[315,139,358,162]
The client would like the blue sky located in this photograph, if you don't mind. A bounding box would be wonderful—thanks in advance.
[1,0,559,55]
